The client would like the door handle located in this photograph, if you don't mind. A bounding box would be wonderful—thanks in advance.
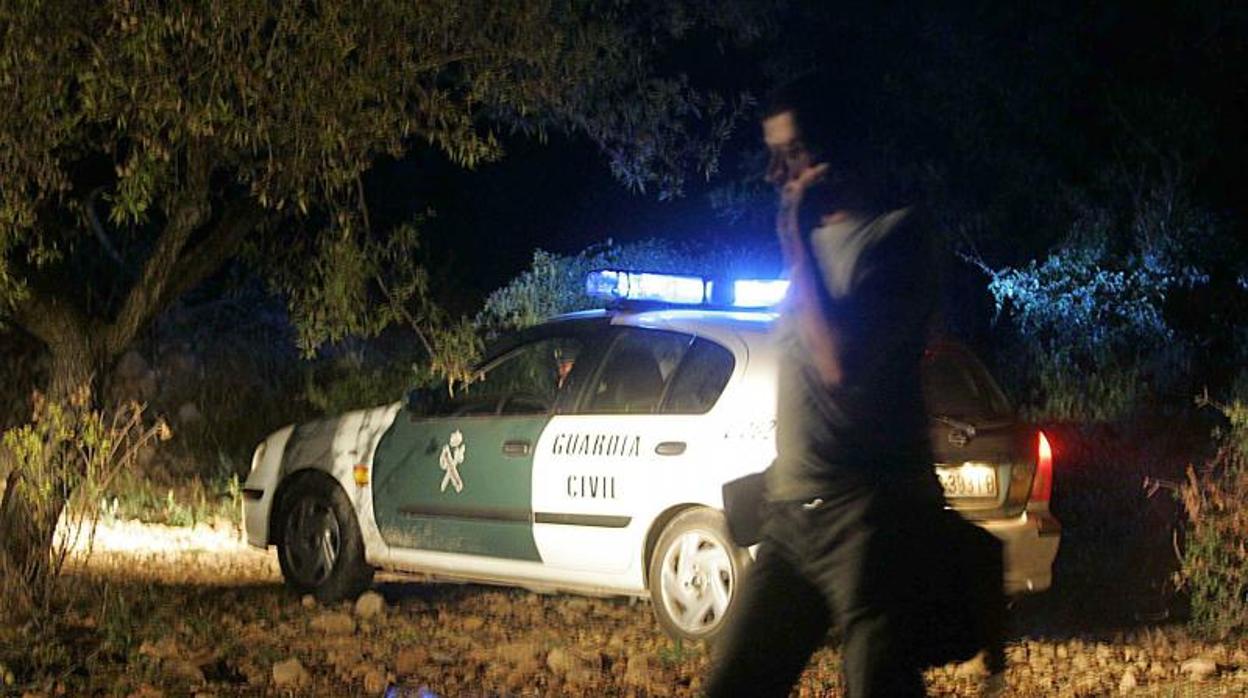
[655,441,686,456]
[502,440,531,457]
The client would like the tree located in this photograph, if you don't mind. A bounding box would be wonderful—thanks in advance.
[0,0,762,610]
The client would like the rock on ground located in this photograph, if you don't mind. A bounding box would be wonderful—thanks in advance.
[355,590,387,619]
[310,612,356,635]
[1180,656,1218,681]
[272,658,310,689]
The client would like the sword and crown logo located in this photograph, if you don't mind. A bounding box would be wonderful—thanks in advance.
[438,429,466,493]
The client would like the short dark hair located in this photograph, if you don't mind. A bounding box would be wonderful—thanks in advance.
[764,71,925,211]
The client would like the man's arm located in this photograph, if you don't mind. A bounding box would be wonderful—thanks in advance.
[775,164,847,388]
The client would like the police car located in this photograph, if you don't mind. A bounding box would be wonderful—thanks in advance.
[242,270,1060,642]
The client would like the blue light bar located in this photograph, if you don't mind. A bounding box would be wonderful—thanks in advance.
[732,279,790,308]
[586,269,709,305]
[586,269,789,308]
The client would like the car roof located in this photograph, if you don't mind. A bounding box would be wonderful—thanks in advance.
[547,306,769,328]
[482,307,773,362]
[504,306,976,359]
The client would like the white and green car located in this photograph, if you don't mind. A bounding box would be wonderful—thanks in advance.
[243,271,1060,642]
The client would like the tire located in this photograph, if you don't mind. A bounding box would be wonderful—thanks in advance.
[276,476,374,602]
[648,507,750,643]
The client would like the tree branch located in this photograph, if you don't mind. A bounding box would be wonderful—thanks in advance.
[104,155,212,357]
[85,187,126,270]
[158,196,266,310]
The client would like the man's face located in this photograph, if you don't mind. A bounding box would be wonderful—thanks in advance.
[763,110,814,190]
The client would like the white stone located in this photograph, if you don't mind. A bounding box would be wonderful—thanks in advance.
[311,611,356,635]
[1119,668,1137,693]
[1180,657,1218,681]
[354,591,386,619]
[955,652,990,678]
[272,658,310,689]
[176,402,203,424]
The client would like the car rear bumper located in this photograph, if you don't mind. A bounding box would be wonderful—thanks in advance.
[977,509,1061,595]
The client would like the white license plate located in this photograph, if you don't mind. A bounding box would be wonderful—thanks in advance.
[937,463,998,498]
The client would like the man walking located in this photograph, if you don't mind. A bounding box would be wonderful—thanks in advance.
[707,72,953,697]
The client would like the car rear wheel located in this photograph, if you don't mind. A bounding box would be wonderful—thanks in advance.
[648,508,749,643]
[277,477,374,602]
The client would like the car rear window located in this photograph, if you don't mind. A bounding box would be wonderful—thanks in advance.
[585,329,693,414]
[922,346,1012,420]
[661,338,736,414]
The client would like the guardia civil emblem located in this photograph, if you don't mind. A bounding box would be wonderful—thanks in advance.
[439,429,466,493]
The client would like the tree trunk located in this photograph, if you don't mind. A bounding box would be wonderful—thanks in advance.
[0,181,261,619]
[0,308,102,619]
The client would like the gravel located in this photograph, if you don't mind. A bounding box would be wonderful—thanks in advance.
[60,519,1247,696]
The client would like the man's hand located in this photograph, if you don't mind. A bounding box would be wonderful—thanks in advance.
[776,163,829,264]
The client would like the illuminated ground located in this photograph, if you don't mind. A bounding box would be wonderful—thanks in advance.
[10,519,1240,696]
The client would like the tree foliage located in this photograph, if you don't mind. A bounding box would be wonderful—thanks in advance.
[977,91,1233,421]
[0,0,767,615]
[0,0,760,388]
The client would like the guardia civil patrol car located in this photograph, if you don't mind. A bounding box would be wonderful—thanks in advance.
[243,270,1061,642]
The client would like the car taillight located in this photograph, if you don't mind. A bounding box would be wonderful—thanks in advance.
[1030,430,1053,503]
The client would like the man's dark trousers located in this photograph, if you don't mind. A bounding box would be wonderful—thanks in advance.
[706,482,937,698]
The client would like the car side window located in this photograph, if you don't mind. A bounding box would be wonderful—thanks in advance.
[585,329,693,414]
[661,338,735,414]
[449,336,585,416]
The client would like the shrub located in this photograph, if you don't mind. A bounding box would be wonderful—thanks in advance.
[1177,392,1248,639]
[0,390,169,622]
[984,244,1205,421]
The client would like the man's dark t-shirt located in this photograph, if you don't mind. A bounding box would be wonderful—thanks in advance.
[767,207,936,502]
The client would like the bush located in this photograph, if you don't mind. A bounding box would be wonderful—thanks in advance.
[984,244,1205,421]
[0,390,168,622]
[1177,393,1248,639]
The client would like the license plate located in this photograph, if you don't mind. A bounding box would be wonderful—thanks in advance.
[937,463,998,498]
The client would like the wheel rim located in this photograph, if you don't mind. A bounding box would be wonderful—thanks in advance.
[282,495,341,587]
[658,528,734,636]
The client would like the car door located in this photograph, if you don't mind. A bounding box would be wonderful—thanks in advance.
[371,334,588,561]
[533,328,737,574]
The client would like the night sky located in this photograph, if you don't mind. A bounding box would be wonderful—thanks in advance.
[362,0,1248,315]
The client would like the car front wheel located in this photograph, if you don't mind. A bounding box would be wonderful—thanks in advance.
[648,507,749,643]
[276,477,374,602]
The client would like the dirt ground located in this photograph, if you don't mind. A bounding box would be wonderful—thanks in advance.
[6,519,1247,697]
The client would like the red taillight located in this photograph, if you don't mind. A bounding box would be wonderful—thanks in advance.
[1030,430,1053,503]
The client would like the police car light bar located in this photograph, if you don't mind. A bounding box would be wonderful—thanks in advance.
[586,269,789,308]
[732,278,790,308]
[586,269,709,305]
